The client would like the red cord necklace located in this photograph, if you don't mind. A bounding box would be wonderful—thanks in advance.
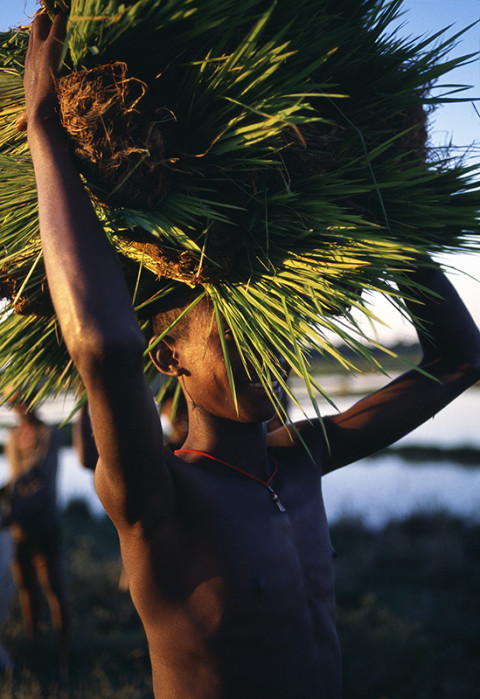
[174,448,286,513]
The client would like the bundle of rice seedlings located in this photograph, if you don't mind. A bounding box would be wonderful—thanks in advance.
[0,0,479,414]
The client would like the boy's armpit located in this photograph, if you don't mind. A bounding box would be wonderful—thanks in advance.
[94,450,176,532]
[93,458,145,530]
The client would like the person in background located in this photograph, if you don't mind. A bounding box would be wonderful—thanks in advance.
[0,392,70,684]
[0,527,14,675]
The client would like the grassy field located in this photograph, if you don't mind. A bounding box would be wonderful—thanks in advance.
[0,501,152,699]
[334,513,480,698]
[1,502,479,698]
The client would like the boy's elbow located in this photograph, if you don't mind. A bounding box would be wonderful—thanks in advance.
[466,352,480,383]
[422,344,480,386]
[456,357,480,392]
[454,336,480,380]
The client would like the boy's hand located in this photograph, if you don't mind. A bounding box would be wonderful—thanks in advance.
[18,13,67,131]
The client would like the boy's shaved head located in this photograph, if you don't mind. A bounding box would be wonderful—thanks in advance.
[150,286,208,339]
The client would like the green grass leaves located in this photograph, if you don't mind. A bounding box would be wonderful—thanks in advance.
[0,0,479,410]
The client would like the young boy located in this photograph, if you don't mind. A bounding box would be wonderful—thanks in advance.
[19,14,480,698]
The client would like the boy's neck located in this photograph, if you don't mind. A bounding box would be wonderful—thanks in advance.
[180,411,270,479]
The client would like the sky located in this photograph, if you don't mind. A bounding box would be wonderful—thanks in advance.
[1,0,479,344]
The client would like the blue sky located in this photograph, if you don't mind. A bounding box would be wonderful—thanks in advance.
[1,0,479,342]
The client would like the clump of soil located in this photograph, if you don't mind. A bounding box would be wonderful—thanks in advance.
[56,60,428,285]
[0,270,53,316]
[127,218,242,285]
[57,61,176,209]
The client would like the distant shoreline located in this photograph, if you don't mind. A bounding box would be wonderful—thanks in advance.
[367,443,480,467]
[0,420,478,467]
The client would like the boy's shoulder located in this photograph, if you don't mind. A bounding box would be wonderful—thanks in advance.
[267,418,328,468]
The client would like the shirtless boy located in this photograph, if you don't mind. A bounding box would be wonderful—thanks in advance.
[19,14,480,698]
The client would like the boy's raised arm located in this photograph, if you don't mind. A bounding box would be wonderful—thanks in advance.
[316,260,480,472]
[270,259,480,465]
[23,14,168,526]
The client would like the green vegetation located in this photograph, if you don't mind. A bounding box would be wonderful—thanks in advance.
[1,500,152,698]
[309,340,423,376]
[335,513,480,698]
[1,503,479,697]
[1,0,480,415]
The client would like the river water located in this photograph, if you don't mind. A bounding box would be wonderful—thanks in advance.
[0,380,479,529]
[292,379,480,528]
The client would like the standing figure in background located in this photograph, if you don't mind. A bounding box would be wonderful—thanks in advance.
[0,394,70,683]
[0,527,14,674]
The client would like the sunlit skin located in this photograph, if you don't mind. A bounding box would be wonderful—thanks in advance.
[20,14,480,698]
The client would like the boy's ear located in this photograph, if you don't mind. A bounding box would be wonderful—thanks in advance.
[149,336,187,377]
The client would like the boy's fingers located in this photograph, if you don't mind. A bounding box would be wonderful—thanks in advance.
[52,13,68,44]
[15,111,28,132]
[31,12,67,44]
[32,12,53,41]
